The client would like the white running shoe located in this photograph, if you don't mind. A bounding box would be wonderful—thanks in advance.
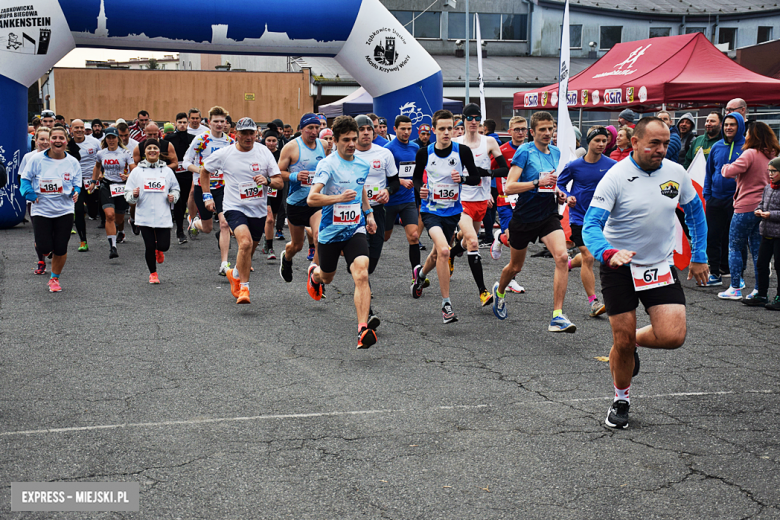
[507,280,525,294]
[490,229,503,260]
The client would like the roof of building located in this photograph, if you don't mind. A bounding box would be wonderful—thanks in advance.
[296,55,596,87]
[543,0,780,16]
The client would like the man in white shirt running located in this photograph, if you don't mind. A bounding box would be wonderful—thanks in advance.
[202,117,283,304]
[583,116,709,429]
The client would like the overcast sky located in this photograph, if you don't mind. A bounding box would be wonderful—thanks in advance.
[55,48,176,67]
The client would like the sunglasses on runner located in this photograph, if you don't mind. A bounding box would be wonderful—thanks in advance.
[464,115,482,122]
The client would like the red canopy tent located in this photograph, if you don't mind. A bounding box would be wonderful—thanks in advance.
[513,33,780,112]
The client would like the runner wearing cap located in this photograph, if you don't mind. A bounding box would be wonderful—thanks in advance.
[184,106,236,275]
[413,124,431,149]
[490,111,576,333]
[410,110,484,324]
[317,114,328,132]
[305,116,378,348]
[582,116,708,429]
[450,103,509,307]
[277,113,329,283]
[92,126,135,259]
[124,140,180,284]
[319,128,334,156]
[354,114,400,325]
[367,114,389,147]
[202,117,283,304]
[69,120,101,252]
[376,118,390,141]
[20,126,82,292]
[384,115,424,279]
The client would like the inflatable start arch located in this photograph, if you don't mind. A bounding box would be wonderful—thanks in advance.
[0,0,442,228]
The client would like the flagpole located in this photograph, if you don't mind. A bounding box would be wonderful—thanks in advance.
[465,0,470,104]
[475,13,486,117]
[555,0,576,174]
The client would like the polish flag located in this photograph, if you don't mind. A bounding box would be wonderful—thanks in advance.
[673,148,707,269]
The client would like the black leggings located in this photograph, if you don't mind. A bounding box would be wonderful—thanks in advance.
[74,188,100,241]
[173,172,192,234]
[140,227,171,273]
[757,237,780,297]
[33,214,73,257]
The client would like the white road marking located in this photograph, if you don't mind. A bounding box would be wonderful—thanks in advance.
[1,393,772,437]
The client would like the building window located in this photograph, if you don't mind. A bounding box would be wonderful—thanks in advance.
[649,27,671,38]
[718,28,737,50]
[390,10,441,39]
[570,24,582,48]
[600,26,622,50]
[448,13,527,41]
[686,27,706,35]
[502,14,527,41]
[758,26,773,44]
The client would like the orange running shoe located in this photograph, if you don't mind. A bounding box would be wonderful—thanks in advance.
[48,277,62,292]
[226,267,240,298]
[237,285,250,304]
[306,264,322,301]
[155,250,165,264]
[149,272,160,284]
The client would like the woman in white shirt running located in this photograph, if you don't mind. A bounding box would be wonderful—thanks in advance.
[125,140,180,284]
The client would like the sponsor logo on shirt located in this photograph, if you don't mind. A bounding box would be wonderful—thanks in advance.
[64,172,71,181]
[251,163,259,172]
[447,158,457,166]
[372,160,381,169]
[660,180,680,199]
[593,195,605,202]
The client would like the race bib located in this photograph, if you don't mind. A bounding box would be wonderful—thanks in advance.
[299,171,313,187]
[333,203,360,226]
[365,185,380,201]
[537,171,556,193]
[210,171,224,181]
[267,187,278,197]
[39,178,63,194]
[110,184,126,197]
[143,178,165,192]
[431,183,459,202]
[630,261,673,292]
[238,181,263,200]
[399,162,415,179]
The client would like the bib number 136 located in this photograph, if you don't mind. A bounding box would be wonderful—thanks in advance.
[630,261,673,292]
[333,203,360,225]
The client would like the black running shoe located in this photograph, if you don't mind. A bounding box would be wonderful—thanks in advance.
[633,348,640,377]
[605,400,630,429]
[767,295,780,311]
[116,230,126,244]
[367,313,381,330]
[410,265,425,299]
[109,246,118,259]
[357,327,377,349]
[279,254,293,283]
[442,302,458,324]
[177,231,187,245]
[129,219,140,235]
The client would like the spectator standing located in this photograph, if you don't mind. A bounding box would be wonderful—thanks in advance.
[745,157,780,309]
[676,113,697,164]
[683,112,722,169]
[609,126,633,162]
[718,122,779,300]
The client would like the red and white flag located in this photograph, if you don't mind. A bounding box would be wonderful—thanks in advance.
[673,148,707,269]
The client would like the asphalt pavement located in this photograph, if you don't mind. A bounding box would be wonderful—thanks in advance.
[1,217,779,519]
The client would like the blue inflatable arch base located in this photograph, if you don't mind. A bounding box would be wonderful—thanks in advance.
[0,0,443,228]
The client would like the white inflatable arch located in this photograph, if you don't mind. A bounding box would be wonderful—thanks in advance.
[0,0,442,227]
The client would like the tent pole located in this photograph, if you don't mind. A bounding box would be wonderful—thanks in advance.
[578,108,582,130]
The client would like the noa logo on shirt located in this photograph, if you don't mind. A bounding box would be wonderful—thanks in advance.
[660,180,680,199]
[104,159,120,165]
[251,163,260,172]
[372,160,381,169]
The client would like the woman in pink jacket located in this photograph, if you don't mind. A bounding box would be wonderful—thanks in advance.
[720,122,780,300]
